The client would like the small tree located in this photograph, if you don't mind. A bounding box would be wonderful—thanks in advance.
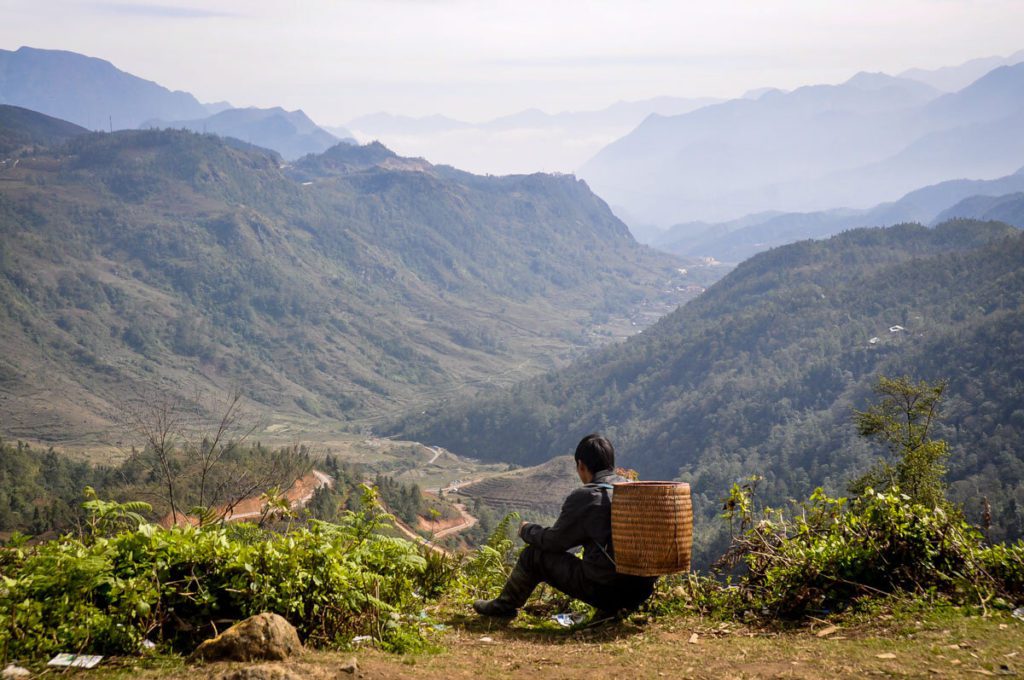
[119,389,308,525]
[849,376,949,508]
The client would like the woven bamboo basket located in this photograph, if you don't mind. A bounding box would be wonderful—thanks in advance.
[611,481,692,577]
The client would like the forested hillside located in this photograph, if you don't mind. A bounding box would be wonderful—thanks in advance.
[393,220,1024,561]
[0,119,712,445]
[0,104,88,154]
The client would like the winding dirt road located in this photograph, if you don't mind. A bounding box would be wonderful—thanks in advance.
[385,501,477,556]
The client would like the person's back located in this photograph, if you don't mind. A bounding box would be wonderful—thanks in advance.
[473,434,658,620]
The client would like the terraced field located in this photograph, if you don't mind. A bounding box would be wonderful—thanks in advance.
[455,455,578,514]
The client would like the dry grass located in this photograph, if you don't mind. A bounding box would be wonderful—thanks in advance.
[82,602,1024,679]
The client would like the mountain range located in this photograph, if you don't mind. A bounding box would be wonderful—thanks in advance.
[899,48,1024,92]
[0,107,718,447]
[0,46,210,130]
[145,107,352,160]
[0,47,345,162]
[392,219,1024,562]
[654,166,1024,261]
[935,192,1024,226]
[581,63,1024,226]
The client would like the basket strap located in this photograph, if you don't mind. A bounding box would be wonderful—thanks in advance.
[592,483,616,569]
[595,539,617,570]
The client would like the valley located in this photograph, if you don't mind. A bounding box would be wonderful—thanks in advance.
[2,30,1024,677]
[0,116,724,453]
[394,220,1024,564]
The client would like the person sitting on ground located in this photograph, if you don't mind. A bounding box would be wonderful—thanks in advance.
[473,433,658,620]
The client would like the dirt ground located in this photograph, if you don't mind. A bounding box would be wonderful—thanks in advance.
[91,604,1023,680]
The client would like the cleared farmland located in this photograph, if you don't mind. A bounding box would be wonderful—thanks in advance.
[454,455,577,513]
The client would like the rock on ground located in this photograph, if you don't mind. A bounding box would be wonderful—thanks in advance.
[212,662,358,680]
[214,665,302,680]
[190,613,303,663]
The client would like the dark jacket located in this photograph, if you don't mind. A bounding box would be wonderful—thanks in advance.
[519,468,625,584]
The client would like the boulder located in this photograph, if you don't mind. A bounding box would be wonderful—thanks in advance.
[215,665,302,680]
[191,613,303,663]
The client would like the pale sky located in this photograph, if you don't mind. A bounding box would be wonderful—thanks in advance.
[3,0,1024,125]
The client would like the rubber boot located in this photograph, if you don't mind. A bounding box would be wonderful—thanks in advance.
[473,561,537,618]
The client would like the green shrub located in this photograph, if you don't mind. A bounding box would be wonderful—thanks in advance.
[731,487,1021,617]
[659,375,1024,620]
[456,512,519,600]
[0,486,436,663]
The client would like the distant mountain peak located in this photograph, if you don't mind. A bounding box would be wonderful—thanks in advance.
[845,71,905,89]
[579,52,1016,226]
[0,46,209,130]
[145,105,341,160]
[900,49,1024,91]
[742,87,784,100]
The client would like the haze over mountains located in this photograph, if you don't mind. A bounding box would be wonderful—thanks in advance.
[145,107,353,161]
[581,60,1024,227]
[340,96,721,176]
[899,48,1024,92]
[0,47,345,161]
[655,166,1024,261]
[0,46,210,130]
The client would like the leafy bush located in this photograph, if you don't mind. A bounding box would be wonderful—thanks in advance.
[456,512,519,600]
[0,486,436,663]
[728,488,1023,617]
[658,376,1024,620]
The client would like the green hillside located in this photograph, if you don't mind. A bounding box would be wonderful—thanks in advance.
[0,125,716,447]
[392,220,1024,561]
[0,104,88,154]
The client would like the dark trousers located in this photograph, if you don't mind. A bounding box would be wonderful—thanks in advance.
[497,545,657,612]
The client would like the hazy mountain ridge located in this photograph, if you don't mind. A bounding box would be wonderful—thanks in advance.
[935,192,1024,226]
[391,220,1024,557]
[655,166,1024,261]
[0,47,350,161]
[0,117,713,446]
[0,46,209,130]
[900,49,1024,91]
[144,106,351,160]
[581,62,1024,226]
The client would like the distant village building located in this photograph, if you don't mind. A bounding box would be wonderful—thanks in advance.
[889,325,905,333]
[869,337,880,345]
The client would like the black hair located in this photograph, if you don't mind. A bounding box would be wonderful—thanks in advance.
[574,433,615,475]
